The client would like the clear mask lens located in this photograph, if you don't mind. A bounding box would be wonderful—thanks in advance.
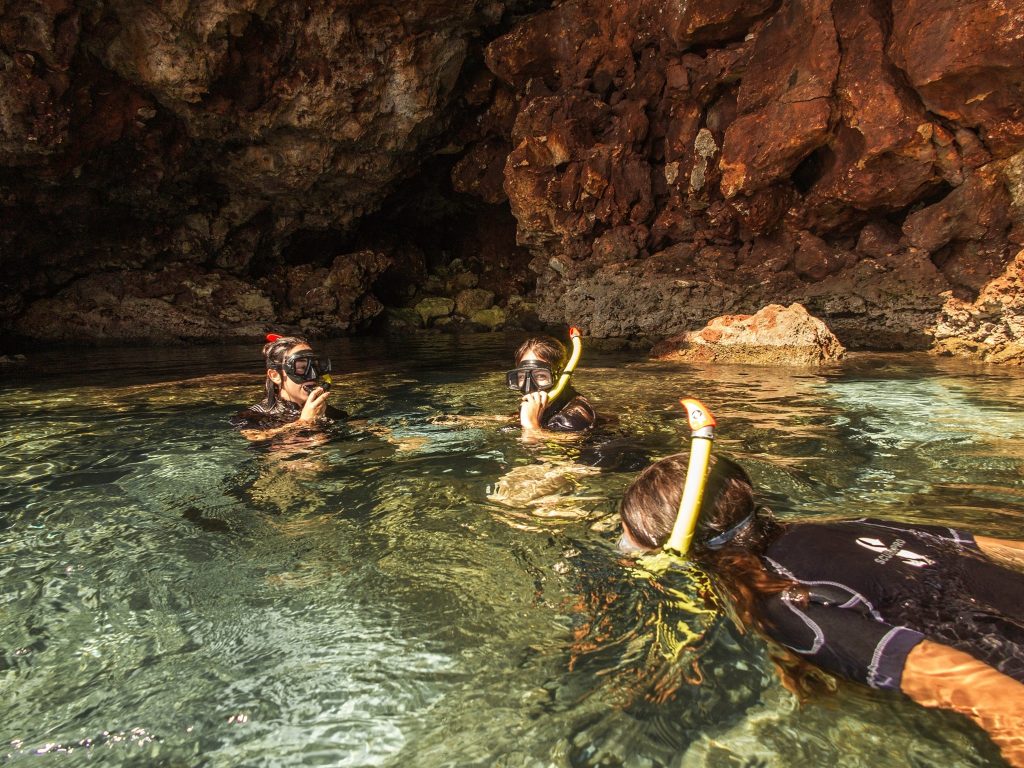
[505,364,555,392]
[284,353,331,384]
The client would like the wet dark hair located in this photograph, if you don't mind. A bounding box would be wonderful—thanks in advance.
[620,452,826,694]
[515,336,568,369]
[620,453,764,553]
[261,335,310,407]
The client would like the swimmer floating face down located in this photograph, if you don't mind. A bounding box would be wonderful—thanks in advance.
[617,404,1024,768]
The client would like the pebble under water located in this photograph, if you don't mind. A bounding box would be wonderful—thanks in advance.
[2,334,1023,767]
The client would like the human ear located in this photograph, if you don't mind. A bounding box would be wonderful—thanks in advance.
[267,369,281,386]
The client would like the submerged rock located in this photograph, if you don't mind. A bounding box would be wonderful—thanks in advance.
[469,306,506,331]
[653,303,845,366]
[415,297,455,326]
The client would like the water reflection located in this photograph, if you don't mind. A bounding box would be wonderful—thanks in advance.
[0,338,1022,766]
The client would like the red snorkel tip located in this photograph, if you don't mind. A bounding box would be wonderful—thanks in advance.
[568,326,581,338]
[266,333,282,343]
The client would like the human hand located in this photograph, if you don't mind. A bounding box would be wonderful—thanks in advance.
[299,387,330,422]
[519,391,549,431]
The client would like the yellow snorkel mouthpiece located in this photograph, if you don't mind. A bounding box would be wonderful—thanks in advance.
[547,326,582,402]
[665,398,717,557]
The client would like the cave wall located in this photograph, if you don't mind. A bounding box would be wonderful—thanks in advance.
[3,0,1024,362]
[457,0,1024,361]
[0,0,531,342]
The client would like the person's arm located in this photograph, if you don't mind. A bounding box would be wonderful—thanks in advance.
[519,391,550,439]
[975,535,1024,571]
[901,639,1024,767]
[238,388,332,442]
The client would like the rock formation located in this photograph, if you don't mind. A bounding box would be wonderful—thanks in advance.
[0,0,534,341]
[3,0,1024,362]
[462,0,1024,361]
[652,303,845,365]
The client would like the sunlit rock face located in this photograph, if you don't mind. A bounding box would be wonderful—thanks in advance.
[4,0,1024,361]
[0,0,518,341]
[467,0,1024,360]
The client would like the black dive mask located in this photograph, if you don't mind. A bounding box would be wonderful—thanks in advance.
[506,359,557,394]
[281,352,332,388]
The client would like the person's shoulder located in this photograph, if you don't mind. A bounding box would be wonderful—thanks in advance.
[546,394,597,432]
[325,404,349,420]
[230,401,294,428]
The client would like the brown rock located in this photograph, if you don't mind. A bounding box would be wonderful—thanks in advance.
[719,0,839,197]
[652,303,845,366]
[668,0,778,47]
[799,2,946,221]
[792,231,852,282]
[14,268,275,342]
[889,0,1024,157]
[903,170,1011,254]
[452,138,511,204]
[931,249,1024,365]
[855,222,901,259]
[455,288,495,316]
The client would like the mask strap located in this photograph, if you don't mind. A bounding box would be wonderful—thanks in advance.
[705,512,754,550]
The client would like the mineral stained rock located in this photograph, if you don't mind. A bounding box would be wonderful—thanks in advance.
[462,0,1024,363]
[931,249,1024,365]
[652,303,845,366]
[5,0,1024,361]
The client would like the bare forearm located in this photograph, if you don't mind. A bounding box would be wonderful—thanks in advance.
[976,535,1024,571]
[901,640,1024,766]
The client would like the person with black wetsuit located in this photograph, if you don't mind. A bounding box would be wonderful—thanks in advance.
[506,335,596,437]
[231,334,346,440]
[618,453,1024,766]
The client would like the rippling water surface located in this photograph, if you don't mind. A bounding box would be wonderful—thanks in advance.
[2,335,1023,767]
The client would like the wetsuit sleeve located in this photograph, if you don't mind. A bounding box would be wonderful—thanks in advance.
[761,591,925,690]
[325,405,349,420]
[545,396,596,432]
[229,408,275,429]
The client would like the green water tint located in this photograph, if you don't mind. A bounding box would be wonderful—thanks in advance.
[1,336,1021,766]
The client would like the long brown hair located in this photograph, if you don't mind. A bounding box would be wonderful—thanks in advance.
[620,452,831,698]
[515,336,568,369]
[260,335,310,407]
[620,454,795,625]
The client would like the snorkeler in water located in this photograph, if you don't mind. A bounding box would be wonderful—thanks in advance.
[506,330,596,437]
[231,334,346,438]
[616,402,1024,766]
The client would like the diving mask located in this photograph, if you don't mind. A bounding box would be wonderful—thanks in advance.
[282,351,332,390]
[506,360,556,393]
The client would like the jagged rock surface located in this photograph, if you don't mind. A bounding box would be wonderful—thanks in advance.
[652,303,845,366]
[460,0,1024,361]
[0,0,523,341]
[4,0,1024,360]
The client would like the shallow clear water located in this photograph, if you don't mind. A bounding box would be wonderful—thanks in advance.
[2,335,1023,767]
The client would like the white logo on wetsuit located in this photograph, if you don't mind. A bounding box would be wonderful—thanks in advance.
[855,537,934,567]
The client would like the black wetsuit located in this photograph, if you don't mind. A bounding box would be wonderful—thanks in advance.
[230,399,347,429]
[757,518,1024,690]
[540,386,596,432]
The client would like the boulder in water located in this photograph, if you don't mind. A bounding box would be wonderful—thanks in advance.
[652,303,845,366]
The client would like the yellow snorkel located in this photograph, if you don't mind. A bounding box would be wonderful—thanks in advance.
[664,398,717,557]
[547,326,583,402]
